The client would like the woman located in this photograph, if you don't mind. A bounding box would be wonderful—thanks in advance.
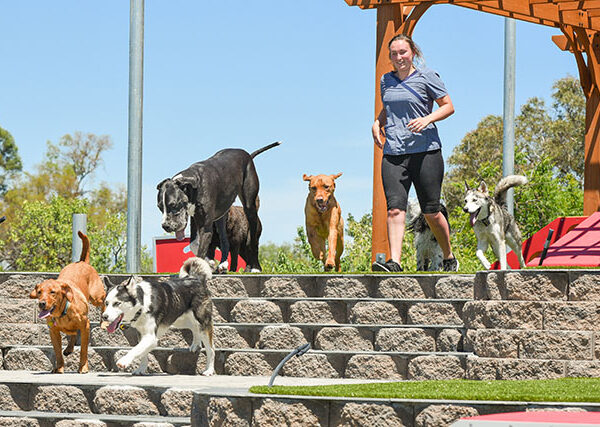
[371,34,458,272]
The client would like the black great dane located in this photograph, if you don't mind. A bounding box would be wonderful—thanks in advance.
[157,141,280,272]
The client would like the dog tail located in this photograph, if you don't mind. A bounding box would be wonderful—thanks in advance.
[77,231,90,263]
[251,141,281,158]
[179,257,213,281]
[494,175,528,206]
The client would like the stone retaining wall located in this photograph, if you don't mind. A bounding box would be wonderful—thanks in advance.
[191,393,600,426]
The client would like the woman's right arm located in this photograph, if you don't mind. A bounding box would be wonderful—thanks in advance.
[372,109,386,149]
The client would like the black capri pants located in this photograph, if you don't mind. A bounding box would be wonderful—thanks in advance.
[381,149,444,214]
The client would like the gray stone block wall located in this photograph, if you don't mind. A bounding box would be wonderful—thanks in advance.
[192,393,600,427]
[3,270,600,381]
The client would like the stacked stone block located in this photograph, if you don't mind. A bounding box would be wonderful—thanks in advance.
[0,272,473,381]
[465,270,600,380]
[0,381,193,426]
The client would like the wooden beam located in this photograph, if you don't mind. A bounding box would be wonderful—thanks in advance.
[344,0,600,30]
[558,1,600,11]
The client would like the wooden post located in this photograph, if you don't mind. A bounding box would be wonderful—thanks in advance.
[371,5,405,263]
[557,27,600,215]
[584,80,600,215]
[371,4,430,263]
[583,32,600,215]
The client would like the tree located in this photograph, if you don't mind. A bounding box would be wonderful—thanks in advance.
[443,114,504,210]
[1,197,88,271]
[41,132,113,197]
[442,76,584,272]
[0,126,22,196]
[0,132,153,273]
[340,213,373,272]
[444,76,584,214]
[545,76,585,179]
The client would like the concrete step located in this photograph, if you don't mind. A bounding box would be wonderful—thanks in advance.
[466,355,600,380]
[1,296,467,328]
[0,410,189,426]
[0,374,197,426]
[1,345,473,380]
[192,390,600,426]
[0,319,468,348]
[0,370,393,426]
[90,321,467,351]
[0,272,476,300]
[213,297,467,325]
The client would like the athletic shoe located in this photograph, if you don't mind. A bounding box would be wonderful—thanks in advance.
[372,259,403,272]
[442,257,459,272]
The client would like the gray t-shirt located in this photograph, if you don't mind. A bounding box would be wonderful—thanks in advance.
[380,67,448,155]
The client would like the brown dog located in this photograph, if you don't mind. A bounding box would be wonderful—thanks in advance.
[303,173,344,271]
[29,231,105,373]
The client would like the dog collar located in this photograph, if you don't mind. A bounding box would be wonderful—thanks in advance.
[61,301,70,317]
[47,301,70,327]
[119,308,143,330]
[478,216,491,226]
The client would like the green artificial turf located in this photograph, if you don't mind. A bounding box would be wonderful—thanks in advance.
[250,378,600,403]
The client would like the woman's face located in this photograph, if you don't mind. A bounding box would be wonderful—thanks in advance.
[389,39,414,73]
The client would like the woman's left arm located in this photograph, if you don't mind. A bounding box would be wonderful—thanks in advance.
[407,95,455,133]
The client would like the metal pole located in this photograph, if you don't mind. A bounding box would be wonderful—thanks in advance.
[503,17,516,215]
[127,0,144,273]
[72,214,87,263]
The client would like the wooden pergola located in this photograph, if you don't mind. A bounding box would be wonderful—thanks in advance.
[344,0,600,262]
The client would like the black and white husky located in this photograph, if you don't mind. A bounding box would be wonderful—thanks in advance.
[463,175,527,270]
[102,257,215,376]
[406,199,449,271]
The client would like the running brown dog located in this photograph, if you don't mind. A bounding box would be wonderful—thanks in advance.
[303,173,344,271]
[29,232,105,373]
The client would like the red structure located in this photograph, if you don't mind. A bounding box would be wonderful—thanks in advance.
[490,215,586,269]
[527,211,600,267]
[153,236,246,273]
[454,410,600,426]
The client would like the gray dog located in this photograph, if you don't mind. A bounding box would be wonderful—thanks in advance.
[207,205,262,273]
[463,175,527,270]
[157,142,280,272]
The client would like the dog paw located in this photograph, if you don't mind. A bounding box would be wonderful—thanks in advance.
[189,343,201,352]
[217,261,228,274]
[249,268,261,273]
[116,357,131,370]
[201,368,215,376]
[132,367,148,376]
[79,366,89,374]
[52,367,64,374]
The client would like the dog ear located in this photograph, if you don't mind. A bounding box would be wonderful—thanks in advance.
[102,276,116,291]
[61,283,74,302]
[29,286,38,299]
[175,176,198,202]
[464,181,470,192]
[124,275,141,296]
[332,173,342,180]
[302,174,312,182]
[478,181,488,194]
[156,178,170,190]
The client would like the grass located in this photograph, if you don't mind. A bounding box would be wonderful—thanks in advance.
[250,378,600,403]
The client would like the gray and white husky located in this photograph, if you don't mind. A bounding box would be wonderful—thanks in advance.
[463,175,527,270]
[406,199,448,271]
[102,257,215,375]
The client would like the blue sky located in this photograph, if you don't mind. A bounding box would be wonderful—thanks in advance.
[0,1,578,251]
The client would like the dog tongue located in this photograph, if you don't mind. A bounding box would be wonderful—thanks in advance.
[175,230,185,241]
[38,309,52,320]
[470,212,477,227]
[107,314,123,334]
